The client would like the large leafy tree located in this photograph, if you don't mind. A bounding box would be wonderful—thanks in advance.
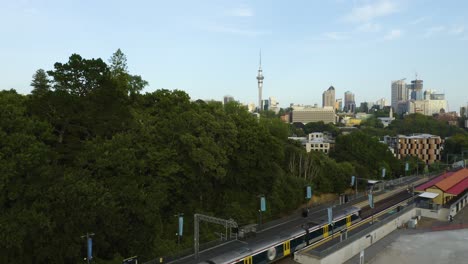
[388,113,465,138]
[331,131,401,179]
[47,54,109,97]
[109,49,148,96]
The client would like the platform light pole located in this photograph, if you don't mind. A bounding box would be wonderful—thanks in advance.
[175,213,184,245]
[306,186,312,209]
[351,176,357,198]
[258,195,266,229]
[369,193,374,224]
[328,207,334,237]
[405,161,409,177]
[81,232,94,264]
[381,168,386,191]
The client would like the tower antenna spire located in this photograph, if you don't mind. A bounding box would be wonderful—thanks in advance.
[259,49,262,68]
[257,49,264,112]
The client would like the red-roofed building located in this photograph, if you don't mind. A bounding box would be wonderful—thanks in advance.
[446,177,468,195]
[415,171,456,192]
[425,168,468,205]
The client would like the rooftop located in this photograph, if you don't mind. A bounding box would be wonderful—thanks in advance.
[446,176,468,195]
[415,171,456,191]
[398,133,441,139]
[435,168,468,192]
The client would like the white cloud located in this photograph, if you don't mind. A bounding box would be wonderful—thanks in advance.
[345,0,398,22]
[449,25,465,35]
[424,26,445,37]
[384,29,402,40]
[228,7,254,17]
[357,22,382,32]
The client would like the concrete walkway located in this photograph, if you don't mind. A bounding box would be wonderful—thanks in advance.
[344,205,468,264]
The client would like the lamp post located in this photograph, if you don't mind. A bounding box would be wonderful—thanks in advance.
[258,195,266,229]
[381,168,386,191]
[175,213,184,245]
[81,232,95,264]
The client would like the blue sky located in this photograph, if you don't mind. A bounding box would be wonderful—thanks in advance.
[1,0,467,111]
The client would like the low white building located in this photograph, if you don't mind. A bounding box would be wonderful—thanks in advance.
[289,132,335,154]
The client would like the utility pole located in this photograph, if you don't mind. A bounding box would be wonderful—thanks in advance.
[81,232,95,264]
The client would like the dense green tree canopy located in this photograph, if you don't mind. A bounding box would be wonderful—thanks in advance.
[387,113,465,138]
[3,52,335,263]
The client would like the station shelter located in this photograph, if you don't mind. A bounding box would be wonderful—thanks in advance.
[415,168,468,218]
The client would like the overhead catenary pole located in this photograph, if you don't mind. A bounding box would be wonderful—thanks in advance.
[193,214,238,260]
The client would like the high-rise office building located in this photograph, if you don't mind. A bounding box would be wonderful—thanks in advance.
[322,86,335,108]
[344,91,355,113]
[335,99,342,111]
[461,105,467,118]
[256,51,264,112]
[409,79,423,100]
[391,79,408,113]
[223,95,234,104]
[375,98,386,109]
[269,97,280,114]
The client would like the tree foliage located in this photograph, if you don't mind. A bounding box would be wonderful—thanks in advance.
[387,113,465,138]
[330,131,401,179]
[2,52,328,263]
[30,69,50,96]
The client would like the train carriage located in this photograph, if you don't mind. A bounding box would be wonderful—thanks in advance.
[204,207,360,264]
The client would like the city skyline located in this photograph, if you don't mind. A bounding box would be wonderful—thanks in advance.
[1,0,467,111]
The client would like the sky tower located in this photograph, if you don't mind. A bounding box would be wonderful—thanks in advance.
[256,50,264,112]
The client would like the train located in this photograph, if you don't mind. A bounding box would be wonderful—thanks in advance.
[201,206,361,264]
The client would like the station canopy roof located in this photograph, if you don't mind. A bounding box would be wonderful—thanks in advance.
[419,192,439,199]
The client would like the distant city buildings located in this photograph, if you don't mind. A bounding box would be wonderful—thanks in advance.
[268,97,280,114]
[290,104,336,124]
[335,99,342,111]
[461,105,467,118]
[344,91,356,113]
[391,79,408,113]
[223,95,234,104]
[322,86,335,108]
[247,102,256,112]
[375,98,387,109]
[409,79,424,100]
[391,77,448,116]
[383,134,444,164]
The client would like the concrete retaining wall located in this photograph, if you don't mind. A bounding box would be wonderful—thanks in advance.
[294,208,416,264]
